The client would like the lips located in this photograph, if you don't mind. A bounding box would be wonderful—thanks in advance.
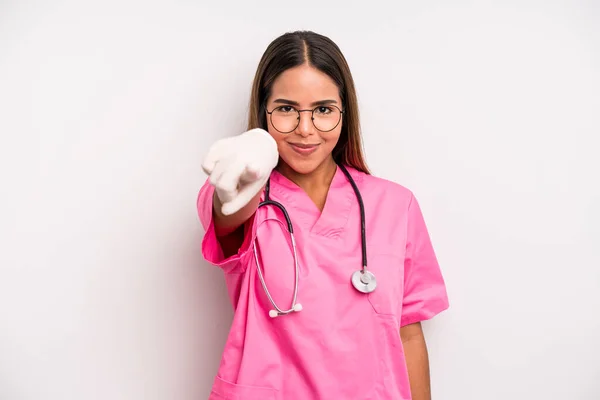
[288,142,319,155]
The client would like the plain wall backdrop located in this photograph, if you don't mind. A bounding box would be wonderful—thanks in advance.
[1,1,599,399]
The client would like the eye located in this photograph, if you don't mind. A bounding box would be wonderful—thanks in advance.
[315,106,333,115]
[275,105,295,113]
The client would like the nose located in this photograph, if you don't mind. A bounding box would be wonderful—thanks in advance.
[295,110,315,137]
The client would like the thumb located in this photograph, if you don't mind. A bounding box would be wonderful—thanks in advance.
[221,179,264,216]
[239,164,261,184]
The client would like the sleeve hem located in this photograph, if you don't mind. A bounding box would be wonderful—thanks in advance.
[197,181,258,274]
[400,300,449,327]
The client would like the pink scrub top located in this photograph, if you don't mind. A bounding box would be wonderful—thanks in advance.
[197,164,449,400]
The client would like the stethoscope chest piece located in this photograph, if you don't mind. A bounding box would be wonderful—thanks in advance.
[351,269,377,293]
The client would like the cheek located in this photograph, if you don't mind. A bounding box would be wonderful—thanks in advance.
[266,124,343,167]
[268,131,288,152]
[321,129,342,150]
[266,121,289,147]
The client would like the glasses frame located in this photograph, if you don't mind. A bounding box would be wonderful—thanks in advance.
[265,104,344,134]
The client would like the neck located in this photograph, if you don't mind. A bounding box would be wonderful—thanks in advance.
[277,157,338,195]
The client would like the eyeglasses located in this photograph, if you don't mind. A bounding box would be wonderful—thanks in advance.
[266,104,343,134]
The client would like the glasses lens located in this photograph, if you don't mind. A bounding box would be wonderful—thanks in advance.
[313,106,341,131]
[271,106,299,133]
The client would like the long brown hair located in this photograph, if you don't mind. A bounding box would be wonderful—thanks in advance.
[247,30,370,174]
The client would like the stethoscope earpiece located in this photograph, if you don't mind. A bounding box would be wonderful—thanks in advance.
[269,303,303,318]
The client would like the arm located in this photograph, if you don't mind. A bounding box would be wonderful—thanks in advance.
[202,128,279,256]
[212,189,262,258]
[400,322,431,400]
[213,189,262,237]
[399,193,449,398]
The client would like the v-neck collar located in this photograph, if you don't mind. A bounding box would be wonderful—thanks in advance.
[267,164,363,239]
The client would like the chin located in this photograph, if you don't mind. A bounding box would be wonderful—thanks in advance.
[280,155,323,175]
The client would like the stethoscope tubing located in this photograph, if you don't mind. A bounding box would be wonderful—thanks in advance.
[252,163,370,317]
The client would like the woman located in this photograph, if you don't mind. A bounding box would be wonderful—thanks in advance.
[198,30,449,400]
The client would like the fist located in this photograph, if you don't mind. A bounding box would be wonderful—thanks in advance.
[202,128,279,215]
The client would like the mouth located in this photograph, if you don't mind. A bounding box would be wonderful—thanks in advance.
[288,142,320,155]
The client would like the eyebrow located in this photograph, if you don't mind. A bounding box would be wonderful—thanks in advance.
[272,98,338,107]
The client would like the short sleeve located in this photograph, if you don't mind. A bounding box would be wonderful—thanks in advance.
[197,179,257,274]
[400,193,449,327]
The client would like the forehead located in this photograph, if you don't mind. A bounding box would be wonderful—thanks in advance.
[269,64,340,104]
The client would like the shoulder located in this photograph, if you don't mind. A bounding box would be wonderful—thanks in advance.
[347,166,415,206]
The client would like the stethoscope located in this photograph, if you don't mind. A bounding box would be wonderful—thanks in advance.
[252,163,377,318]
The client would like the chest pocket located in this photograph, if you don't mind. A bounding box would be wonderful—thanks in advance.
[366,253,404,316]
[210,376,277,400]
